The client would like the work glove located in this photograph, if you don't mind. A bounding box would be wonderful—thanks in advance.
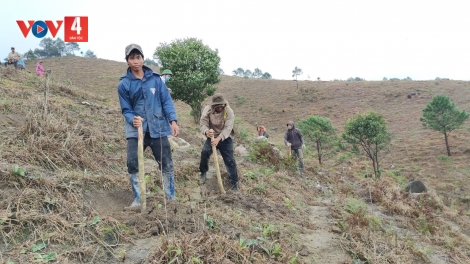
[302,144,306,149]
[286,142,292,147]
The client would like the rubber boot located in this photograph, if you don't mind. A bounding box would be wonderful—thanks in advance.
[199,173,206,185]
[129,173,140,207]
[232,183,240,193]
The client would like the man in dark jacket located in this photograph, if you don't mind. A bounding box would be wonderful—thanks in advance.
[118,44,180,207]
[284,121,305,175]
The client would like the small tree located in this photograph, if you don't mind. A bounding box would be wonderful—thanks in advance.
[292,66,303,88]
[342,111,391,178]
[33,48,46,59]
[252,68,263,78]
[54,38,66,56]
[243,70,252,79]
[232,68,244,77]
[261,72,272,79]
[84,49,97,58]
[24,49,37,60]
[420,95,469,156]
[144,58,158,66]
[155,37,220,123]
[65,42,80,56]
[38,37,57,57]
[297,116,337,164]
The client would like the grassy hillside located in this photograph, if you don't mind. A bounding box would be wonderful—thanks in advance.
[1,57,469,263]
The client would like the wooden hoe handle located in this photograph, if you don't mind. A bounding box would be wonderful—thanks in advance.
[210,129,226,194]
[138,126,146,212]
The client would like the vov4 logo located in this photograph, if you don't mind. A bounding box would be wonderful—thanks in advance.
[16,16,88,42]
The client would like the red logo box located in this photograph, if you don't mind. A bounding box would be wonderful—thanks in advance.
[64,16,88,42]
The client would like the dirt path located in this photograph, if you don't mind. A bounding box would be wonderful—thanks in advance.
[297,199,350,263]
[123,237,161,264]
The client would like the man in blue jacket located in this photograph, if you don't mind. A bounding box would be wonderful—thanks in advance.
[118,44,180,207]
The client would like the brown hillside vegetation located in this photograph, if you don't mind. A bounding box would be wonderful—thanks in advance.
[0,57,469,263]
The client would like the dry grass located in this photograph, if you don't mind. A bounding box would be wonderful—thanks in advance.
[144,230,292,263]
[0,173,131,263]
[1,68,126,173]
[330,174,470,263]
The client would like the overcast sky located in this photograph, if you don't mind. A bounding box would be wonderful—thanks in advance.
[2,0,470,81]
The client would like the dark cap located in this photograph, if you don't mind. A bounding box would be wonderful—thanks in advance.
[11,47,14,49]
[125,44,143,59]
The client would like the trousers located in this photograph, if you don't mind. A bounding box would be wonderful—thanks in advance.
[199,137,238,186]
[126,132,175,200]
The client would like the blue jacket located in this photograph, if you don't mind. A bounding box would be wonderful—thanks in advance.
[118,66,177,139]
[18,58,25,67]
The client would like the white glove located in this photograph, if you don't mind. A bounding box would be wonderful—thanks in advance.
[302,144,306,149]
[286,142,292,147]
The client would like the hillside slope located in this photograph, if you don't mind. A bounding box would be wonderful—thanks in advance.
[1,57,469,263]
[219,77,470,207]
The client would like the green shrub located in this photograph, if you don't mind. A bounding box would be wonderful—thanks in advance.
[248,141,278,164]
[248,141,297,171]
[238,128,249,142]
